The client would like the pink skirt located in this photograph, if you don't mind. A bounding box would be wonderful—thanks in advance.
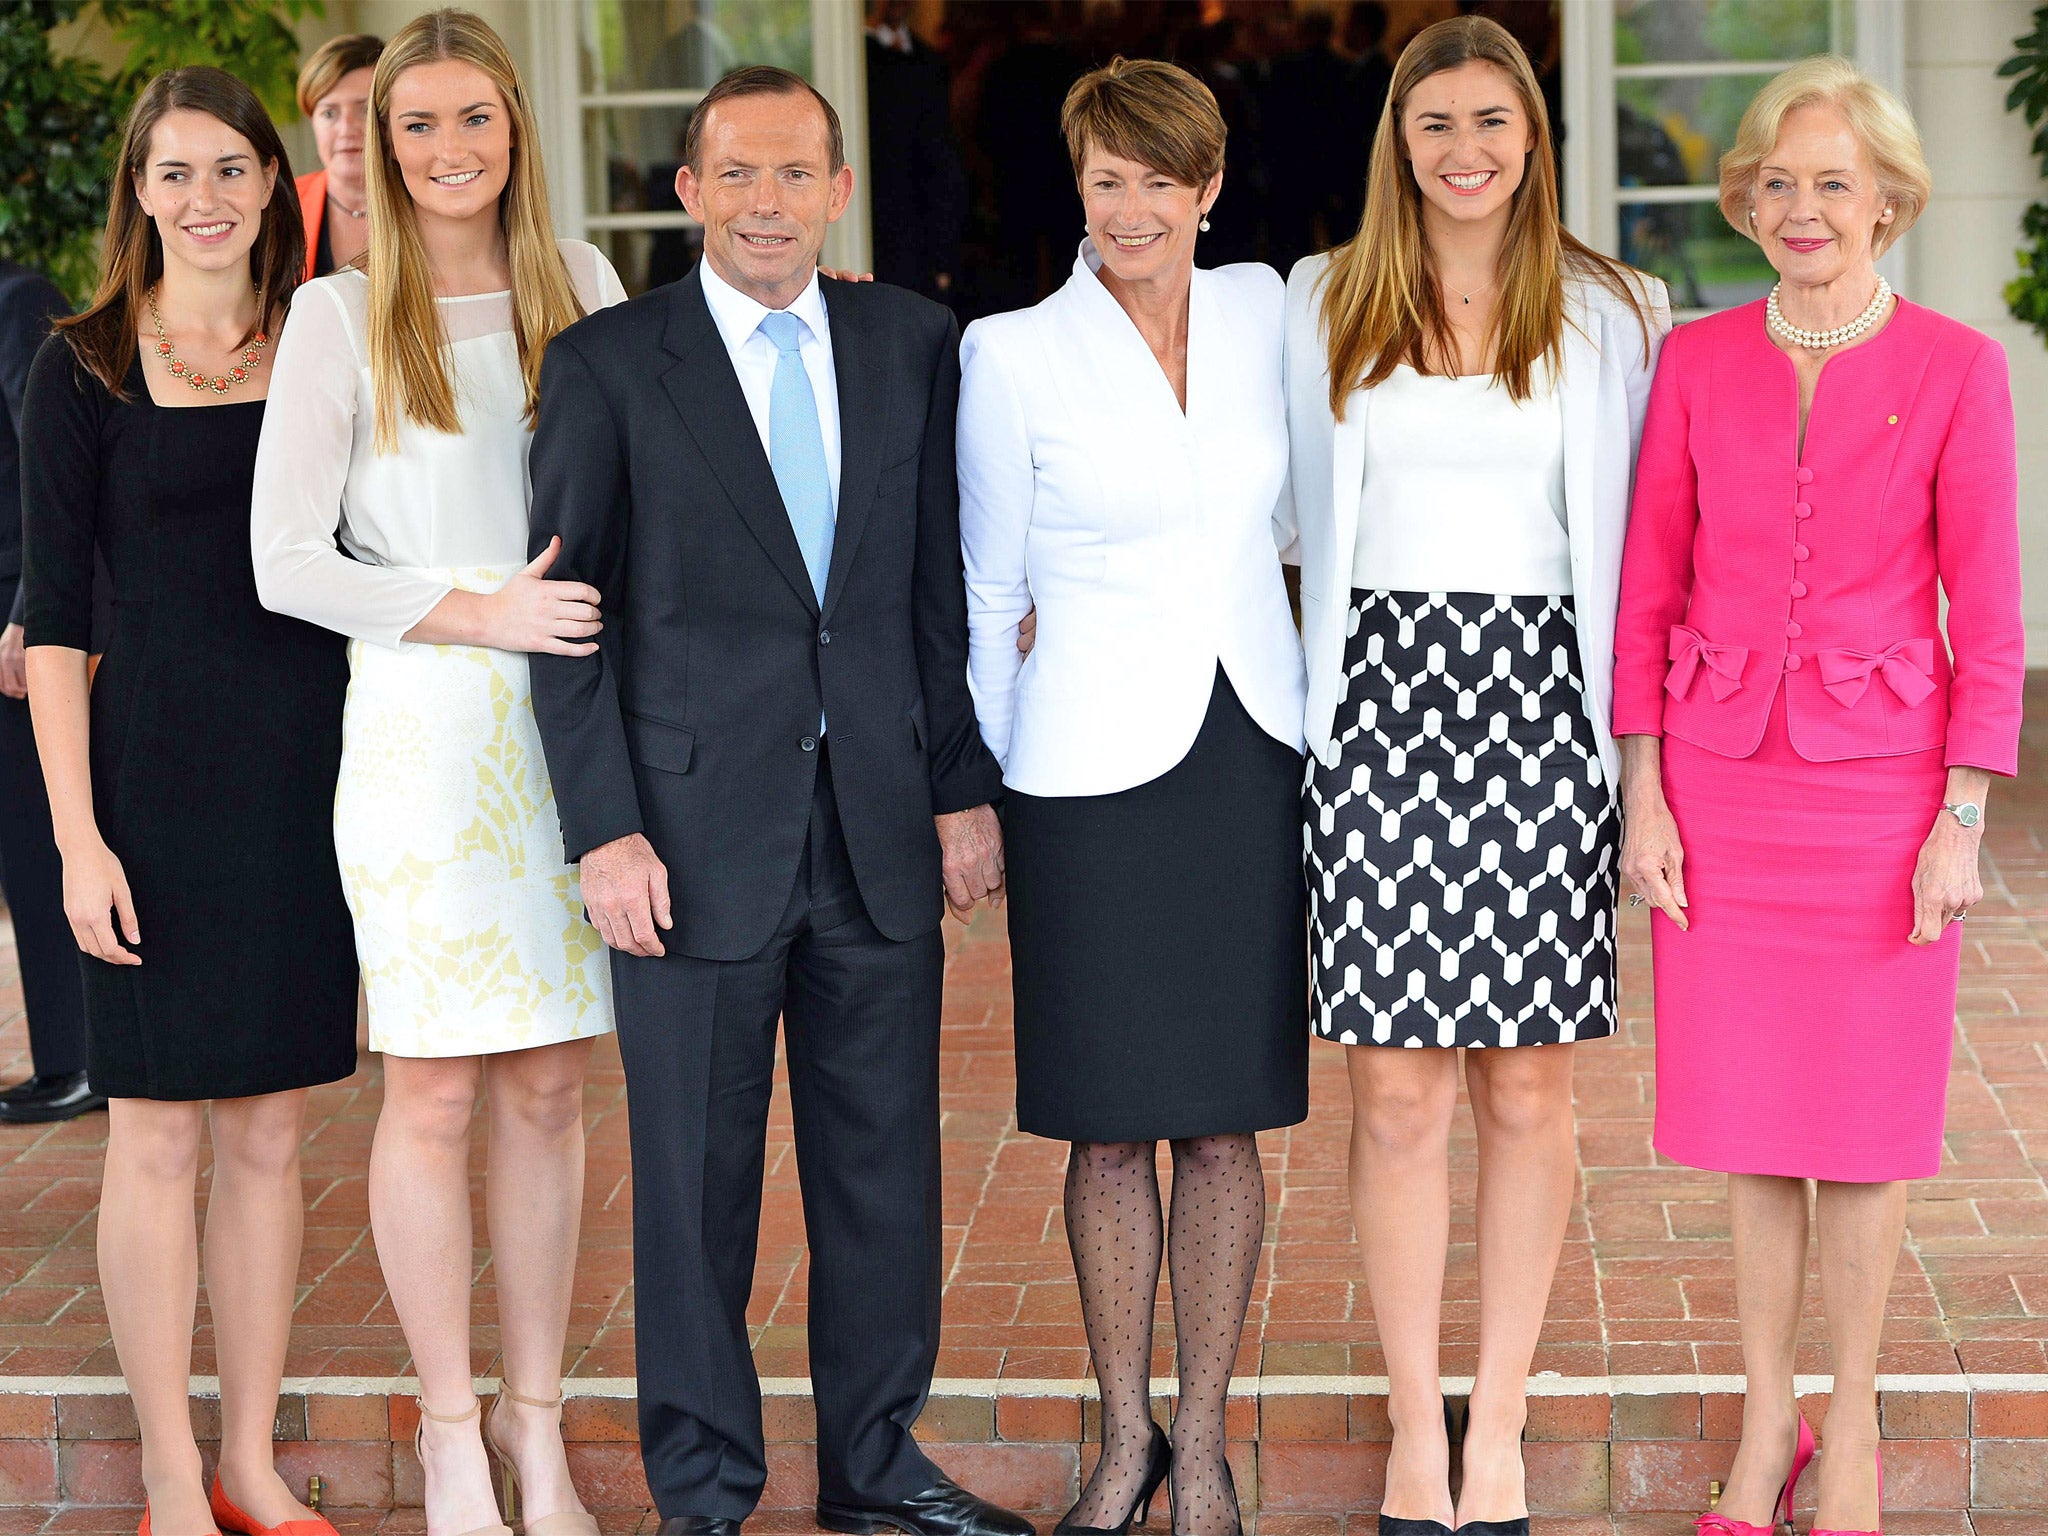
[1651,689,1958,1182]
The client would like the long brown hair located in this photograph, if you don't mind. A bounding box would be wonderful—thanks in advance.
[364,7,583,451]
[57,68,303,397]
[1318,15,1650,417]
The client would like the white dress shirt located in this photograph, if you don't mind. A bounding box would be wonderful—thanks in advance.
[698,256,842,508]
[1352,365,1571,596]
[958,242,1306,797]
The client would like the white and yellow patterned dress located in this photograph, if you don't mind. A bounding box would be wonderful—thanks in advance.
[249,240,620,1057]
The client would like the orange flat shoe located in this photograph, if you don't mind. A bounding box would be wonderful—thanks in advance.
[210,1475,340,1536]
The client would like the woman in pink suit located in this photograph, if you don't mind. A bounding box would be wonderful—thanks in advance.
[1613,57,2023,1536]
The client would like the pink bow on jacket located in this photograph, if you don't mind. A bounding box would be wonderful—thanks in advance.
[1665,626,1748,702]
[1816,638,1938,709]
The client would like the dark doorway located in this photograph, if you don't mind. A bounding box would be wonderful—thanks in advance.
[869,1,1561,324]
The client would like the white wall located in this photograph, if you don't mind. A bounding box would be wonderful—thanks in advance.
[1902,0,2048,663]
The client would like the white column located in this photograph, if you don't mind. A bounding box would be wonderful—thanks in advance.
[1560,0,1618,257]
[812,0,872,273]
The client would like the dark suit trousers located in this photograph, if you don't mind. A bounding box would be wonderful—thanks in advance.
[614,746,945,1519]
[0,688,87,1078]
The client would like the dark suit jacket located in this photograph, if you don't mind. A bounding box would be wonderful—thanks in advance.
[1,263,70,624]
[526,267,1003,962]
[865,34,968,299]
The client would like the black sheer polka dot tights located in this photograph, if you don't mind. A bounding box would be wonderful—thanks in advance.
[1062,1134,1264,1536]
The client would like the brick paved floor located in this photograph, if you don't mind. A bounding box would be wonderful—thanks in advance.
[0,675,2043,1526]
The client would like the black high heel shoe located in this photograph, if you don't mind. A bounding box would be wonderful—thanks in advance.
[1168,1454,1241,1536]
[1055,1422,1172,1536]
[1373,1400,1458,1536]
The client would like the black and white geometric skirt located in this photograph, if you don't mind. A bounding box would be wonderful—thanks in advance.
[1305,590,1619,1049]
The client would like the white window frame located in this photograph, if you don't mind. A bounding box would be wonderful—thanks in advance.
[1561,0,1908,311]
[529,0,873,278]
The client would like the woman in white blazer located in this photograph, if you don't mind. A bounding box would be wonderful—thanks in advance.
[1280,19,1668,1535]
[958,59,1306,1536]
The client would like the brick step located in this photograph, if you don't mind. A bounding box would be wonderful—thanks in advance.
[3,1377,2046,1518]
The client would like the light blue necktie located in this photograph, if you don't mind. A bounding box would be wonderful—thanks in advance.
[759,310,835,604]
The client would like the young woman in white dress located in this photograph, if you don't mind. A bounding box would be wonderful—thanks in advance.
[250,12,619,1536]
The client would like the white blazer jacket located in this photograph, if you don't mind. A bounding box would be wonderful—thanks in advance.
[959,243,1307,796]
[1279,253,1670,789]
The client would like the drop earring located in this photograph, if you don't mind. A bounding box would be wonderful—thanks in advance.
[1199,216,1211,232]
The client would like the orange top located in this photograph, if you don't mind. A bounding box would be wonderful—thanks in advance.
[296,168,326,281]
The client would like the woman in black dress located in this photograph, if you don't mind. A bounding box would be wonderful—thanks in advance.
[21,69,356,1536]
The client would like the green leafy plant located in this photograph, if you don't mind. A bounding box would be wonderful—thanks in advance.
[0,2,122,299]
[1999,4,2048,343]
[0,0,321,302]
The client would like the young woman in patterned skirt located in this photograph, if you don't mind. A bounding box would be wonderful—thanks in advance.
[251,13,618,1536]
[1277,18,1667,1534]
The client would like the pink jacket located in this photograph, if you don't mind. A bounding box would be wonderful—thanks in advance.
[1612,298,2023,776]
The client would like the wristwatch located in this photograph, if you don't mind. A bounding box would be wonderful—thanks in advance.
[1944,801,1982,828]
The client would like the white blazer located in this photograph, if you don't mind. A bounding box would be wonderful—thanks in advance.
[1279,254,1670,789]
[959,242,1307,797]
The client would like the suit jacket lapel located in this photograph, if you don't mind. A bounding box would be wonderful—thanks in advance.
[819,280,890,622]
[1560,294,1601,578]
[660,266,820,616]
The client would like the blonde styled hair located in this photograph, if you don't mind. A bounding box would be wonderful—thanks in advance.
[1061,57,1226,188]
[364,7,584,451]
[1718,55,1929,256]
[297,33,384,119]
[1317,16,1650,418]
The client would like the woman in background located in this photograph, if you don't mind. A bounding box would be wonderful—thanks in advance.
[1282,17,1665,1533]
[252,11,622,1536]
[293,32,383,278]
[22,66,356,1536]
[1615,57,2022,1536]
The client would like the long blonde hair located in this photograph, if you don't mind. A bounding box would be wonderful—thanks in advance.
[1318,15,1650,417]
[364,7,583,451]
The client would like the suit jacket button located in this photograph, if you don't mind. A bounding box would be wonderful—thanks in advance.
[1793,544,1810,561]
[819,629,831,645]
[801,736,818,752]
[1796,467,1815,484]
[1786,621,1802,639]
[1785,653,1803,672]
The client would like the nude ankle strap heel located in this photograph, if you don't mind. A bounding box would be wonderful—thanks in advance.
[485,1386,600,1536]
[416,1397,515,1536]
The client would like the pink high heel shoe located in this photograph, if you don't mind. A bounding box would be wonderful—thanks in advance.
[1810,1449,1883,1536]
[1696,1414,1815,1536]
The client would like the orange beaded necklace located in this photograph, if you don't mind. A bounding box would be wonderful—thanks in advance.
[146,286,268,395]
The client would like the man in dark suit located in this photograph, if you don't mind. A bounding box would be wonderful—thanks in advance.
[526,66,1023,1536]
[0,260,99,1125]
[865,0,968,304]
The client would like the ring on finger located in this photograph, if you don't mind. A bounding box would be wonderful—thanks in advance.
[1628,893,1645,908]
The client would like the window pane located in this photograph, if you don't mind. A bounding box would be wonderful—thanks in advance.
[1620,199,1775,310]
[1614,0,1837,66]
[584,103,693,220]
[1618,72,1781,189]
[580,0,812,94]
[593,228,702,299]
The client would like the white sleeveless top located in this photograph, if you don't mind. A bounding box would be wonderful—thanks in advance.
[1351,363,1571,597]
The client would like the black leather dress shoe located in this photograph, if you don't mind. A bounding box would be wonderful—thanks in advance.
[1449,1521,1529,1535]
[0,1072,106,1124]
[1374,1519,1453,1536]
[656,1518,742,1536]
[817,1478,1035,1536]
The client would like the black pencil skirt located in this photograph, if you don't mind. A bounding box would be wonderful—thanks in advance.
[1003,666,1310,1143]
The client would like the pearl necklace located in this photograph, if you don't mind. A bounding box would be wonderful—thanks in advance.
[147,287,268,395]
[1766,275,1892,351]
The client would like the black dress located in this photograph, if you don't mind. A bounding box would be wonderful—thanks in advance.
[19,338,358,1100]
[1003,666,1309,1143]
